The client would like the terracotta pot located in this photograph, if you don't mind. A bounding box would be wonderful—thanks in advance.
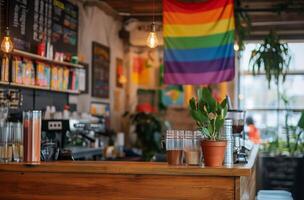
[201,140,227,167]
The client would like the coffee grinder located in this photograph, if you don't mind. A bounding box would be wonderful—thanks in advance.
[227,110,247,164]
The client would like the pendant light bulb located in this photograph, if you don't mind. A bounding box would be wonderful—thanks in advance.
[234,42,239,52]
[146,23,159,48]
[1,28,13,53]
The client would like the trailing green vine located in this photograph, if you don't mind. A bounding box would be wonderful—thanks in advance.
[249,30,291,88]
[234,2,251,52]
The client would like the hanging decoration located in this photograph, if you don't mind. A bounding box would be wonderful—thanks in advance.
[146,23,159,48]
[250,30,291,89]
[163,0,235,85]
[146,0,159,48]
[1,1,14,53]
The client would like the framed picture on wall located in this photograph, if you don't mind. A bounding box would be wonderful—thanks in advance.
[91,42,110,98]
[160,85,184,107]
[78,62,89,94]
[90,101,110,117]
[116,58,124,88]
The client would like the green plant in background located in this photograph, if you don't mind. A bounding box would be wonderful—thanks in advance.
[250,30,291,89]
[262,111,304,156]
[282,94,304,155]
[295,112,304,153]
[189,87,228,141]
[235,0,252,52]
[129,112,163,161]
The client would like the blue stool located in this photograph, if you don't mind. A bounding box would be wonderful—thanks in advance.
[257,190,293,200]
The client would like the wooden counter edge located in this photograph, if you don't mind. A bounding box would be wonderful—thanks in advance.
[0,145,259,177]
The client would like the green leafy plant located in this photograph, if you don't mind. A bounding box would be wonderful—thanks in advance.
[262,111,304,156]
[189,87,228,141]
[235,0,252,52]
[129,112,163,161]
[250,30,291,88]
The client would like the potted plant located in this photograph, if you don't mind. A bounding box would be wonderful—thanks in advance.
[128,112,163,161]
[189,87,228,167]
[250,30,291,89]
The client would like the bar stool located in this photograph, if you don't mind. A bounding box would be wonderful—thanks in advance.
[257,190,293,200]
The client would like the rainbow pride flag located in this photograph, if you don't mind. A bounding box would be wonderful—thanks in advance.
[163,0,235,85]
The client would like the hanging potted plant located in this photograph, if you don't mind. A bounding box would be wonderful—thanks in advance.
[250,30,291,88]
[189,87,228,167]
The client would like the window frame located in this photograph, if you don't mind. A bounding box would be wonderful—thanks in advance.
[237,41,304,109]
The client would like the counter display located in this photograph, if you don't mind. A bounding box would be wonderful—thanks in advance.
[0,146,258,200]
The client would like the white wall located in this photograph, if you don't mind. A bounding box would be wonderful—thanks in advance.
[69,2,125,131]
[127,21,163,47]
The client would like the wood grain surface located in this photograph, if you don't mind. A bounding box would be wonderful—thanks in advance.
[0,146,258,200]
[0,146,259,177]
[0,172,235,200]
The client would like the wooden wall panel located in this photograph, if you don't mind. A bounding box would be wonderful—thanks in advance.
[236,163,257,200]
[0,172,235,200]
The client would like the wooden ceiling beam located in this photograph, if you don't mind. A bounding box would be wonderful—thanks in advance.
[91,0,304,40]
[248,34,304,40]
[250,13,304,20]
[251,30,304,35]
[83,0,122,20]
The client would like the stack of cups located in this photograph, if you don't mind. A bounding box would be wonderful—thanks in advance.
[11,122,23,162]
[184,131,201,166]
[23,111,42,163]
[0,124,11,162]
[0,122,23,163]
[166,130,184,165]
[222,119,234,166]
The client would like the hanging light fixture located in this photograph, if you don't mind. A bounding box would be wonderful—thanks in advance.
[234,42,240,52]
[146,23,159,48]
[1,28,13,53]
[146,0,159,48]
[1,1,13,53]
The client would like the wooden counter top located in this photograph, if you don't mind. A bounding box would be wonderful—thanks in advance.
[0,146,259,200]
[0,145,259,177]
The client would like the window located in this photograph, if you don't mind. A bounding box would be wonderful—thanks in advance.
[238,42,304,141]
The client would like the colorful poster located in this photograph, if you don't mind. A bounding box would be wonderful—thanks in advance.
[91,42,110,98]
[116,58,124,88]
[161,85,184,107]
[131,56,152,86]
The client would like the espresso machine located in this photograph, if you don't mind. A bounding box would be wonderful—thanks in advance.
[41,118,106,161]
[227,110,248,164]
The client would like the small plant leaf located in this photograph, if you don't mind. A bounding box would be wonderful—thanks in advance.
[297,112,304,130]
[220,98,227,109]
[202,88,216,112]
[215,118,224,133]
[189,97,197,111]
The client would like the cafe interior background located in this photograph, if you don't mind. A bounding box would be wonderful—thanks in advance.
[0,0,303,199]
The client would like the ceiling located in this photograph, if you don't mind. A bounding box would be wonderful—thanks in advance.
[92,0,304,40]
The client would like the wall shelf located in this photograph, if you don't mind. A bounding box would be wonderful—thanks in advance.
[50,88,80,94]
[0,49,84,95]
[0,82,80,94]
[10,83,49,91]
[12,49,84,69]
[0,81,9,85]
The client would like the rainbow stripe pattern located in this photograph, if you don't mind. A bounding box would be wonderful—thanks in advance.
[163,0,235,85]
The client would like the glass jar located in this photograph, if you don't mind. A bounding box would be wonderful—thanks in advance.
[11,122,23,162]
[184,131,201,166]
[0,123,12,163]
[23,111,41,163]
[166,130,184,165]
